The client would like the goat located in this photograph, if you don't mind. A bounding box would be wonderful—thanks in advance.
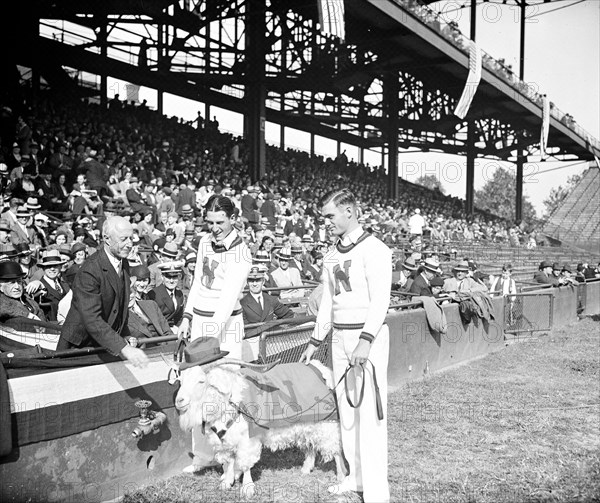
[170,357,346,498]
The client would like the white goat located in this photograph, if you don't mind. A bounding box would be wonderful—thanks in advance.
[172,358,346,498]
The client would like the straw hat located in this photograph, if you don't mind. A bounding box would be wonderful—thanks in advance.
[39,249,68,267]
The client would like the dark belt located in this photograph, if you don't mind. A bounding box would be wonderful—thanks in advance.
[192,307,243,317]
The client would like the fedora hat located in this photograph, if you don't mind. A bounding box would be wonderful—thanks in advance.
[39,249,68,267]
[181,204,193,215]
[290,244,303,254]
[0,163,8,174]
[539,260,552,269]
[0,244,18,259]
[179,337,229,371]
[248,266,266,281]
[452,260,470,272]
[160,242,179,259]
[16,206,31,218]
[0,261,26,281]
[552,262,561,271]
[422,257,441,274]
[253,250,271,264]
[277,248,292,261]
[301,234,314,243]
[26,197,41,210]
[402,257,418,272]
[14,243,33,256]
[185,251,197,265]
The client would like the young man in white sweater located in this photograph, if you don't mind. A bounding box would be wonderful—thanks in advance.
[300,188,392,503]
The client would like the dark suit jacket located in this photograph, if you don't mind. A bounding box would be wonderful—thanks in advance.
[128,299,174,341]
[409,273,433,297]
[39,276,70,322]
[147,284,185,327]
[241,292,294,325]
[533,271,557,285]
[241,194,259,223]
[59,247,130,355]
[0,293,47,322]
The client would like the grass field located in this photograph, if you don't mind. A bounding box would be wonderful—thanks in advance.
[123,316,600,503]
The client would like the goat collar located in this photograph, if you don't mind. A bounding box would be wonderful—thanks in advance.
[201,403,241,441]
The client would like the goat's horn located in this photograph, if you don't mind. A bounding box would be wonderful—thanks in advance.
[160,352,181,370]
[207,358,281,373]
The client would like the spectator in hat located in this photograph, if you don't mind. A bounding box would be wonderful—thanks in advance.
[240,265,294,325]
[409,257,441,297]
[149,241,179,289]
[182,250,197,295]
[37,249,70,321]
[63,242,88,286]
[0,261,46,322]
[14,242,41,282]
[270,247,304,300]
[533,260,554,285]
[443,260,488,295]
[46,142,73,174]
[393,256,418,293]
[10,206,33,246]
[29,213,50,250]
[148,261,186,328]
[560,264,578,286]
[126,176,156,220]
[127,264,175,344]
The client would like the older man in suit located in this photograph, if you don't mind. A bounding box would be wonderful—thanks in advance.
[443,260,488,295]
[409,258,441,297]
[57,216,148,368]
[241,266,293,325]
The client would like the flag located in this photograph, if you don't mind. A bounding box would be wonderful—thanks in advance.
[454,41,482,120]
[540,94,550,158]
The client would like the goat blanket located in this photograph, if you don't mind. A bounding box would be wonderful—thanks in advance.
[238,362,338,437]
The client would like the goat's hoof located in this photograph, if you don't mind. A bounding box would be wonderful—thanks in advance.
[240,482,256,499]
[219,478,233,491]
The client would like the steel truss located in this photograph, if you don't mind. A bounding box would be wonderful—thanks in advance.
[30,0,536,161]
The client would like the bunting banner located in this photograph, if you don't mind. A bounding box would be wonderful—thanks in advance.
[454,40,482,120]
[540,94,550,158]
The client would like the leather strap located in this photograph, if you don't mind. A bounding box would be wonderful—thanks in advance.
[343,360,384,421]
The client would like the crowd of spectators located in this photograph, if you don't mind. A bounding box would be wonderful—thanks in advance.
[0,94,598,339]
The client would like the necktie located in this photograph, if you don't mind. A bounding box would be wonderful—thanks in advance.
[171,291,178,309]
[257,295,263,310]
[116,262,122,278]
[212,241,226,253]
[55,280,62,294]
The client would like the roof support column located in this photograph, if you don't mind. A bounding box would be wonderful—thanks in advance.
[245,0,267,181]
[99,19,107,108]
[515,147,524,223]
[465,122,475,216]
[385,74,399,200]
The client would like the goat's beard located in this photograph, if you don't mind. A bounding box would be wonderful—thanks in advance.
[178,399,206,432]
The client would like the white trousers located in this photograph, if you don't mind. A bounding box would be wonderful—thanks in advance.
[332,324,390,503]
